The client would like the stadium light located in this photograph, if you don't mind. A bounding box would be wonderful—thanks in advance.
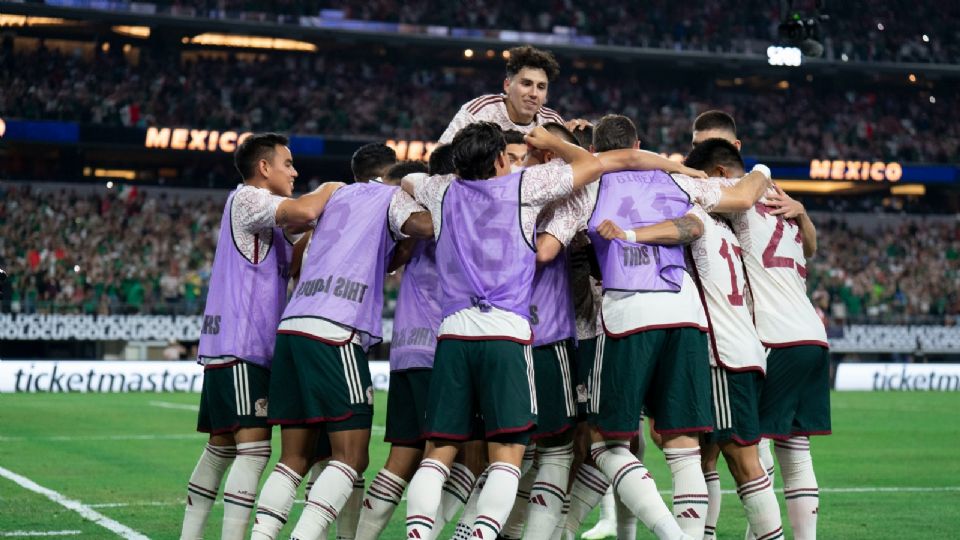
[890,184,926,196]
[0,15,70,27]
[767,46,802,66]
[185,33,317,52]
[464,48,474,58]
[112,25,151,39]
[908,74,917,83]
[922,34,930,42]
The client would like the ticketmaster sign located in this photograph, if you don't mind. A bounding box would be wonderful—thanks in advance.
[835,363,960,391]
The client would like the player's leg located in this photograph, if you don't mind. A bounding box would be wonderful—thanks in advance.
[648,328,714,539]
[701,441,723,539]
[612,426,645,540]
[450,439,488,540]
[500,445,537,540]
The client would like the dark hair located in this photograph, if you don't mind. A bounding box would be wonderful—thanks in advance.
[384,160,428,184]
[428,144,456,176]
[693,110,737,136]
[572,124,593,150]
[451,122,506,180]
[234,132,289,180]
[593,114,638,152]
[683,138,745,174]
[503,129,526,145]
[506,45,560,81]
[351,143,397,182]
[542,122,578,145]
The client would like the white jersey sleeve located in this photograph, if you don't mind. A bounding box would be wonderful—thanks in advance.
[439,94,565,144]
[728,199,829,348]
[688,205,766,371]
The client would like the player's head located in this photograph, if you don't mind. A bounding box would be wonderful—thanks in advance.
[503,130,528,170]
[593,114,639,152]
[683,138,745,178]
[572,123,594,151]
[428,144,456,176]
[235,132,296,197]
[524,122,577,166]
[504,45,560,121]
[451,121,509,180]
[383,160,428,186]
[692,110,740,150]
[351,143,397,183]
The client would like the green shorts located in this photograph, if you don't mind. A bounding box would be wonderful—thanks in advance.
[575,337,598,420]
[197,360,271,434]
[268,334,373,432]
[759,345,832,440]
[588,328,712,438]
[531,340,577,441]
[385,368,432,447]
[425,339,536,444]
[705,367,763,446]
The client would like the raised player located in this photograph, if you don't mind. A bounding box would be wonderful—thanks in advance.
[182,133,341,540]
[249,166,433,540]
[438,45,564,143]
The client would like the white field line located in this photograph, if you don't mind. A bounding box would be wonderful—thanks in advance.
[147,401,386,433]
[0,532,82,538]
[0,466,149,540]
[0,434,200,442]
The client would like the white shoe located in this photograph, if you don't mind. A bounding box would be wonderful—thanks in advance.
[581,519,617,539]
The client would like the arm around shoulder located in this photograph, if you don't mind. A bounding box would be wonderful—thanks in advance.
[276,182,344,228]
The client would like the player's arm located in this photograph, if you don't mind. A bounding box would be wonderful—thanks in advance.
[276,182,344,228]
[290,231,312,282]
[712,166,772,213]
[388,238,418,272]
[595,212,704,245]
[536,233,564,264]
[401,212,434,239]
[766,186,817,256]
[597,149,707,179]
[525,126,603,189]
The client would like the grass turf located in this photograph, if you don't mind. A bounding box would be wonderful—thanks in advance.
[0,391,958,539]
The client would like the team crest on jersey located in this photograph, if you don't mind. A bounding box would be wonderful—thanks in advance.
[366,386,374,405]
[576,383,588,403]
[254,398,268,417]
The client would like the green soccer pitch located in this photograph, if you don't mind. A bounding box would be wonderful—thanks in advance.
[1,391,958,539]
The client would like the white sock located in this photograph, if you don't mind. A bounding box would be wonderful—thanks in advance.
[355,468,407,540]
[520,444,537,475]
[291,461,359,540]
[453,469,487,540]
[704,470,721,538]
[552,494,570,539]
[599,485,615,522]
[251,463,302,540]
[775,437,819,540]
[221,441,271,540]
[738,474,784,540]
[590,442,678,538]
[304,461,326,503]
[335,477,365,540]
[501,463,538,539]
[615,490,637,539]
[563,463,609,535]
[471,462,521,539]
[523,443,574,540]
[664,447,708,538]
[406,459,449,538]
[181,443,236,540]
[433,462,477,538]
[759,438,776,482]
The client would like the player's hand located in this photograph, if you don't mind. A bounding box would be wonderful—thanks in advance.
[766,185,805,218]
[524,126,561,151]
[564,118,592,132]
[596,219,626,241]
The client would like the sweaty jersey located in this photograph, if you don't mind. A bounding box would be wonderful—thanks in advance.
[722,185,829,348]
[688,206,766,372]
[439,94,564,144]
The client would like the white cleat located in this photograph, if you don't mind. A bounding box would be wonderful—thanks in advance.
[581,519,617,539]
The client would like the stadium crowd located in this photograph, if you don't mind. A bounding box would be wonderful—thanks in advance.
[2,182,957,324]
[139,0,958,64]
[1,45,956,163]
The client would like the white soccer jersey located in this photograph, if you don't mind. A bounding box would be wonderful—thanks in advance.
[688,206,766,371]
[438,94,564,144]
[725,189,829,348]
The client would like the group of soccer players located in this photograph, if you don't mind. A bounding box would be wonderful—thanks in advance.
[180,44,831,540]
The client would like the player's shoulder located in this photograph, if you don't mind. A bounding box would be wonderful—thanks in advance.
[538,105,564,124]
[463,94,505,115]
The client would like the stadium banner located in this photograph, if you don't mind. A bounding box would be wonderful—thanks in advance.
[0,314,203,341]
[0,360,393,393]
[835,363,960,391]
[0,118,79,143]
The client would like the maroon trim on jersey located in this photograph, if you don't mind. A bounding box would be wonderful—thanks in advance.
[539,106,564,122]
[729,434,763,446]
[268,411,355,426]
[529,421,575,442]
[422,430,472,442]
[720,363,765,374]
[437,333,534,345]
[203,359,242,371]
[467,95,504,115]
[654,424,714,435]
[762,429,832,441]
[601,319,708,339]
[253,236,260,264]
[762,340,830,349]
[589,426,641,439]
[276,329,355,346]
[485,421,536,438]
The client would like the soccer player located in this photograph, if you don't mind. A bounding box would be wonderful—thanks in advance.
[249,163,433,540]
[692,110,742,151]
[353,147,452,540]
[438,45,564,143]
[182,133,342,540]
[383,160,429,186]
[352,142,398,183]
[696,137,828,540]
[504,129,530,170]
[537,114,772,539]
